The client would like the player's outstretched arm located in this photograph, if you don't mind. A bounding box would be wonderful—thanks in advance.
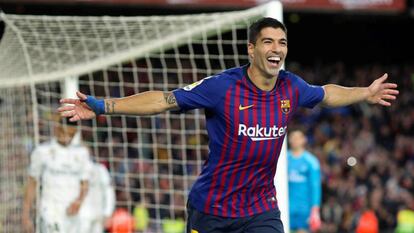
[322,73,398,107]
[58,91,180,122]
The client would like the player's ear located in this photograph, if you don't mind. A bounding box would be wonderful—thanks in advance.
[247,42,255,59]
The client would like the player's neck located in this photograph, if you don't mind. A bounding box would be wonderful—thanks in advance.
[291,148,304,157]
[56,138,71,147]
[247,66,277,92]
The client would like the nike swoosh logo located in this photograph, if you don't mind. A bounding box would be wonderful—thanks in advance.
[239,104,254,111]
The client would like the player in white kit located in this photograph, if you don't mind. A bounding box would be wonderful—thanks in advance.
[22,117,92,233]
[79,161,116,233]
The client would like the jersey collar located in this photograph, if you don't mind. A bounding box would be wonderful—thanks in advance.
[242,63,281,95]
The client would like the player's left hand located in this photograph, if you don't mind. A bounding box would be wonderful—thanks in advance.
[58,91,99,121]
[309,206,322,232]
[66,199,82,216]
[366,73,399,106]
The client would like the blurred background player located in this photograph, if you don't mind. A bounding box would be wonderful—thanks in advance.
[22,116,92,233]
[79,159,116,233]
[288,130,321,233]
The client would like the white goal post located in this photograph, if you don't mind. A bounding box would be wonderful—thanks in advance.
[0,1,288,232]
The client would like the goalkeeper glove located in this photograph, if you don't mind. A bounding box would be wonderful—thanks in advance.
[309,206,321,232]
[83,95,105,115]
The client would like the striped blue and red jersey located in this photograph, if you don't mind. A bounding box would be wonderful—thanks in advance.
[173,64,324,218]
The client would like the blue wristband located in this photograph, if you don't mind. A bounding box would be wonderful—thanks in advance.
[84,95,105,115]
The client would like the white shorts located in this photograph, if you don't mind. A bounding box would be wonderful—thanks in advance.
[79,217,104,233]
[39,204,80,233]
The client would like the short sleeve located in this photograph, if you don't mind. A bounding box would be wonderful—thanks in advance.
[99,164,116,217]
[98,164,112,186]
[28,147,44,179]
[173,74,226,111]
[295,77,325,108]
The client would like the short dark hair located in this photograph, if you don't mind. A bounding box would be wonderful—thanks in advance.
[248,17,287,44]
[47,111,77,127]
[60,116,78,127]
[53,114,78,127]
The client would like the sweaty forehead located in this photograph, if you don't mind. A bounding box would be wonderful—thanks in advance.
[258,27,287,40]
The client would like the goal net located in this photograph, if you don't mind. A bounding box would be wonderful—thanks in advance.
[0,2,284,232]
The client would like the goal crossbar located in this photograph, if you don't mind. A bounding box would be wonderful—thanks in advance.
[0,3,274,88]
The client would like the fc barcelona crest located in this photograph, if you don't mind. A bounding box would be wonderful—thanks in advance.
[281,99,291,114]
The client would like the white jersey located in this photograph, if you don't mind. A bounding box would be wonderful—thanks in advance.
[79,162,115,233]
[80,162,115,219]
[28,139,92,210]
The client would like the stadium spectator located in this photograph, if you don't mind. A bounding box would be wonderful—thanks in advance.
[133,203,150,232]
[395,208,414,233]
[107,208,134,233]
[355,209,378,233]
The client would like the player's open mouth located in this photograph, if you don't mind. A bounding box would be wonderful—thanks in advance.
[267,56,281,67]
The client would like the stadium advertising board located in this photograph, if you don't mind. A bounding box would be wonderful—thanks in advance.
[1,0,406,12]
[279,0,406,12]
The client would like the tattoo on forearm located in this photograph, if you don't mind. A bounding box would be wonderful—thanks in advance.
[164,92,177,105]
[106,100,116,113]
[105,100,111,113]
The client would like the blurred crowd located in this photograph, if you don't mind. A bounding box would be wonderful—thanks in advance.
[76,60,414,233]
[79,61,414,233]
[287,61,414,233]
[3,60,410,233]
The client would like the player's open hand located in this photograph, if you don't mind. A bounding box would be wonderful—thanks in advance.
[309,207,322,232]
[66,199,82,216]
[366,73,399,106]
[58,91,96,121]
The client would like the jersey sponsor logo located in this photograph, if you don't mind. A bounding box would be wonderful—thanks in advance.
[289,170,307,182]
[48,167,80,176]
[239,104,254,111]
[238,124,287,141]
[281,99,291,114]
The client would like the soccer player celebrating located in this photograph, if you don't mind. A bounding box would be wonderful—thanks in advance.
[22,117,92,233]
[58,17,398,233]
[288,130,321,233]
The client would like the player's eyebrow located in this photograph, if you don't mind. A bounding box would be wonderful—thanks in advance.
[261,37,288,43]
[261,37,274,42]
